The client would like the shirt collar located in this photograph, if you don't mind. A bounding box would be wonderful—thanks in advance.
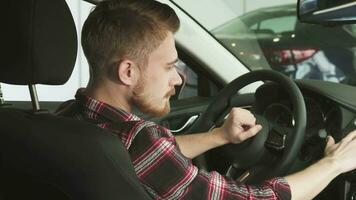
[75,88,141,123]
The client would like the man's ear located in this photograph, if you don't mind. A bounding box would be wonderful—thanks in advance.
[116,59,139,86]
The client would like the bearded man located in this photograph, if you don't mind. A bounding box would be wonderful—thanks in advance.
[57,0,356,199]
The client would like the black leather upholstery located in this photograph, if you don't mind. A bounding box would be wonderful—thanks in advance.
[0,0,151,199]
[0,108,150,200]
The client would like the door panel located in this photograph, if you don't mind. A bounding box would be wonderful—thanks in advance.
[146,93,256,135]
[148,97,212,135]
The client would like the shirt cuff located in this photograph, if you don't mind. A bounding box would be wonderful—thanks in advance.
[264,177,291,200]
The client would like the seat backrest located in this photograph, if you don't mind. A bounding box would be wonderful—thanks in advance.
[0,0,150,199]
[0,108,151,200]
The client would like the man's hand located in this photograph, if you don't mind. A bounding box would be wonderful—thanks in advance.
[285,130,356,200]
[175,107,262,159]
[324,130,356,174]
[216,107,262,144]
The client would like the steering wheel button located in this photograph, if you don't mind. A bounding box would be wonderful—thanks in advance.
[265,129,286,150]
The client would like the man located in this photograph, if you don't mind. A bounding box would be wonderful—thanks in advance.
[57,0,356,199]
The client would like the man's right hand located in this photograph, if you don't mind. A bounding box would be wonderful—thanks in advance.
[175,107,262,159]
[218,107,262,145]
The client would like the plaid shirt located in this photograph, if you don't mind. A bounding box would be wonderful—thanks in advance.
[58,89,291,200]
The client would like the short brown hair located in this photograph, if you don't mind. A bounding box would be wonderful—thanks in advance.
[82,0,180,82]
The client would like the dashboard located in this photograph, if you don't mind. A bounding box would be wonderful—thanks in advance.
[255,81,356,164]
[198,78,356,199]
[251,80,356,199]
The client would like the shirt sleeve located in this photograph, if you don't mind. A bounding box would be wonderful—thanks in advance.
[128,124,291,200]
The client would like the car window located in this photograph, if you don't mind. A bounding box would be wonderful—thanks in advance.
[344,24,356,37]
[175,58,220,100]
[0,84,4,105]
[176,59,198,99]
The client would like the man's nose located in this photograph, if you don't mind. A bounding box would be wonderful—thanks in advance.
[172,68,183,86]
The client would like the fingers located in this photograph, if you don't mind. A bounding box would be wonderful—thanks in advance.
[223,107,261,143]
[323,130,356,173]
[237,124,263,142]
[324,136,335,155]
[324,130,356,157]
[326,136,335,147]
[230,107,256,127]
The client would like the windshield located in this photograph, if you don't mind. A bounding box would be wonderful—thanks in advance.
[172,0,356,85]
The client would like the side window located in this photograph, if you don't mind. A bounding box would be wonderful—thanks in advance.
[0,84,4,105]
[344,24,356,38]
[176,59,198,99]
[174,58,220,100]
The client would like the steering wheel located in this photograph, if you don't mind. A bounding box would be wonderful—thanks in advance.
[187,70,307,184]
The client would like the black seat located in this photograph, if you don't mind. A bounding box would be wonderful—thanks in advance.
[0,0,150,199]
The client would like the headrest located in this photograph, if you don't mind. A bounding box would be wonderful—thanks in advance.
[0,0,78,85]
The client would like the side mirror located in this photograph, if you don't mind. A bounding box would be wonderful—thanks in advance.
[298,0,356,24]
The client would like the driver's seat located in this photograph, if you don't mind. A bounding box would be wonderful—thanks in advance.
[0,0,150,199]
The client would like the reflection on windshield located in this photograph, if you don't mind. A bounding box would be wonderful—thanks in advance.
[285,51,345,82]
[213,18,271,71]
[173,0,356,86]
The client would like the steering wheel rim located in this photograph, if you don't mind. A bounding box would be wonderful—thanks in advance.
[187,70,306,183]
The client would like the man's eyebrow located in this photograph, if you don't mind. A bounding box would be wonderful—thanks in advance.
[167,58,178,65]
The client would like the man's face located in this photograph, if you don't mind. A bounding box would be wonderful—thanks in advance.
[132,32,182,117]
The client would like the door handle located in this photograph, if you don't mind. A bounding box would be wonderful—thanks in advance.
[170,115,199,134]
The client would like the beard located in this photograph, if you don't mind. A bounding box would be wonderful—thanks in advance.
[132,77,174,118]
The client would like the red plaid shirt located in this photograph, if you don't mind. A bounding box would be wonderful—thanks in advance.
[58,89,291,200]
